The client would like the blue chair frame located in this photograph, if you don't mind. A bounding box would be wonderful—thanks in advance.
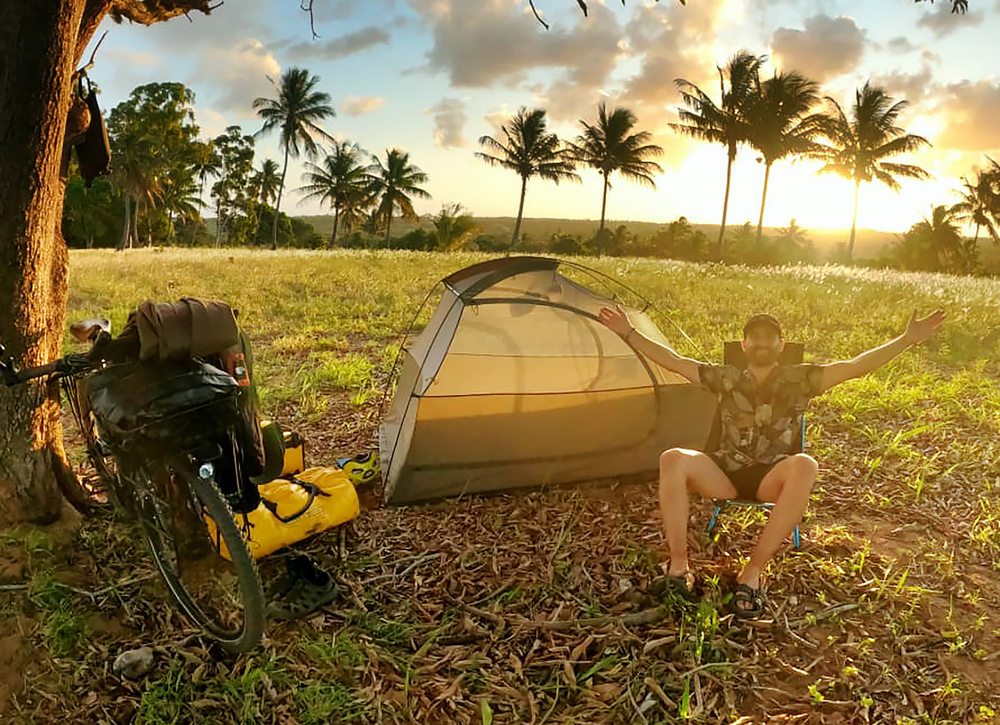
[704,342,806,549]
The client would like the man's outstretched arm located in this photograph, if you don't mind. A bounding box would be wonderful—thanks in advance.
[598,305,704,383]
[817,309,945,394]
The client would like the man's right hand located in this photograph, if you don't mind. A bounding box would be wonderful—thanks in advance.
[598,305,632,338]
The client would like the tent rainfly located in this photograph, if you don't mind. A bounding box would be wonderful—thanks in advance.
[379,256,717,505]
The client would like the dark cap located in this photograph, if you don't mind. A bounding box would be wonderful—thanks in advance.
[743,313,782,338]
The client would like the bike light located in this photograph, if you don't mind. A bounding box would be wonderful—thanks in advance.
[198,463,215,480]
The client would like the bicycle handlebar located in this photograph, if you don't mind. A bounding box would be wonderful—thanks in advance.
[0,343,96,387]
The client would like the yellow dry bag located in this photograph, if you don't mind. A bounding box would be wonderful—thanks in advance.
[208,467,359,560]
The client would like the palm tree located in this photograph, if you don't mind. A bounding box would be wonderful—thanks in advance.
[476,107,580,251]
[112,129,161,249]
[817,81,931,263]
[673,51,766,256]
[950,160,1000,243]
[253,159,282,209]
[747,71,824,245]
[158,170,202,244]
[189,141,220,244]
[366,148,431,246]
[253,67,336,249]
[567,102,663,253]
[432,203,479,251]
[893,205,975,273]
[298,141,371,245]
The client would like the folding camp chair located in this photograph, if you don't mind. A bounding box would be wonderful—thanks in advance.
[705,341,806,549]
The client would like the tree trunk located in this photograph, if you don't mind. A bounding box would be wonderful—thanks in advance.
[599,173,609,234]
[847,179,860,265]
[0,0,96,524]
[598,172,610,255]
[271,145,289,250]
[718,150,735,258]
[330,205,339,248]
[510,176,527,254]
[756,162,772,247]
[384,205,393,247]
[974,224,980,244]
[130,198,140,249]
[119,193,132,250]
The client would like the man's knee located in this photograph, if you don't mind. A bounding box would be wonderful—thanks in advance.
[659,448,700,474]
[788,454,819,486]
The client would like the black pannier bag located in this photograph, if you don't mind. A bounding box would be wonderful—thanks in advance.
[87,359,239,451]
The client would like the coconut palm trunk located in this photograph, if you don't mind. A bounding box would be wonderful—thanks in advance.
[330,206,339,247]
[119,195,132,250]
[599,171,610,232]
[718,152,735,257]
[271,145,290,250]
[510,175,528,252]
[848,178,861,264]
[756,162,773,246]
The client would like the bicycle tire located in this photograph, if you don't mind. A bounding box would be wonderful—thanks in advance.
[138,462,266,653]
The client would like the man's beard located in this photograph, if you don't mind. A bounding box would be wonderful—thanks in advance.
[746,347,779,365]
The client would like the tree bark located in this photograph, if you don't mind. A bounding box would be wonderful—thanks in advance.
[718,149,735,259]
[511,176,528,254]
[330,205,339,248]
[119,193,132,249]
[271,144,289,250]
[847,178,861,265]
[599,172,609,234]
[756,162,772,247]
[0,0,90,523]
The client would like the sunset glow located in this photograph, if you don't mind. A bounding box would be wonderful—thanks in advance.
[89,0,1000,236]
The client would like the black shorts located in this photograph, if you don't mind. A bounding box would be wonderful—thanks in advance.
[724,462,778,502]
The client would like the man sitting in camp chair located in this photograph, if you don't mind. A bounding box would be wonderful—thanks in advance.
[598,305,944,618]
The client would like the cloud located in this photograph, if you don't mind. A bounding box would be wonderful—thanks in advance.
[616,0,733,168]
[872,66,936,107]
[886,36,917,54]
[106,48,162,67]
[287,26,390,61]
[411,0,623,89]
[195,38,281,117]
[933,80,1000,153]
[483,107,515,136]
[770,14,865,83]
[428,98,467,148]
[342,95,385,116]
[916,2,985,37]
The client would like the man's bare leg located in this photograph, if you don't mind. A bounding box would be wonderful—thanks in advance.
[658,448,738,577]
[737,453,818,590]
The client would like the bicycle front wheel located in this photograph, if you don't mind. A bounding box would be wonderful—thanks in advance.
[135,462,266,653]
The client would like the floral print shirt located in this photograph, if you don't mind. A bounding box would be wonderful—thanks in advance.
[699,363,824,472]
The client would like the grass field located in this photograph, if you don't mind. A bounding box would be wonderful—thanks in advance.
[2,248,1000,723]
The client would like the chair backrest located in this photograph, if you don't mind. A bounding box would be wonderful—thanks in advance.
[705,342,807,453]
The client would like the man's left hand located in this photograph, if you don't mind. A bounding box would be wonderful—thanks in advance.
[903,309,945,345]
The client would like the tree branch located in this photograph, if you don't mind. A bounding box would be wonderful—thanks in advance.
[300,0,320,39]
[108,0,219,26]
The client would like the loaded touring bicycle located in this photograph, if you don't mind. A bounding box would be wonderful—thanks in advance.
[1,299,358,652]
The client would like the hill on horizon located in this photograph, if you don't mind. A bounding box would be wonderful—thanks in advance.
[294,214,900,259]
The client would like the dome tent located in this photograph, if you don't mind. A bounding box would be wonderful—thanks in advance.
[379,256,717,505]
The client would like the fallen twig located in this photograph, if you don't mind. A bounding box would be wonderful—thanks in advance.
[788,602,860,629]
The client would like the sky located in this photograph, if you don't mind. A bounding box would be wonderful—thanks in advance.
[91,0,1000,234]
